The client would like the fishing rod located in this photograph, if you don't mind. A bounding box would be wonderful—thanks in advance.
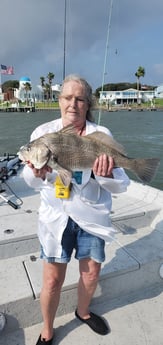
[0,155,22,209]
[63,0,67,80]
[0,193,19,209]
[98,0,114,125]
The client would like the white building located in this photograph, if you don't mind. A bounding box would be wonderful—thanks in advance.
[14,76,61,102]
[155,85,163,98]
[14,76,32,102]
[99,88,156,106]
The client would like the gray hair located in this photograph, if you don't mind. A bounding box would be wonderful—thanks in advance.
[60,74,95,122]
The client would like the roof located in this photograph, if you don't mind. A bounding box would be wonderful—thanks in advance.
[20,76,31,82]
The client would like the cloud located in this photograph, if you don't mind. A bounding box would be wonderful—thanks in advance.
[153,64,163,77]
[1,0,163,89]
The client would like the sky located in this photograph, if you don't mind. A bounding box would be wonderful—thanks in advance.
[1,0,163,91]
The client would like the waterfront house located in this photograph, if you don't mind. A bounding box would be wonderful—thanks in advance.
[99,88,156,107]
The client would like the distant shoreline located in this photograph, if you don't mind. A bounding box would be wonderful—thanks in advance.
[0,105,163,113]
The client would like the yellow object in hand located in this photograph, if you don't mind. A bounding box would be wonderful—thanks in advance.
[54,176,70,199]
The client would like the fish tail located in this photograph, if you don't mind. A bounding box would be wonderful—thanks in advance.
[131,158,160,184]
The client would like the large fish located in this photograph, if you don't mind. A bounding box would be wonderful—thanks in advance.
[18,125,160,186]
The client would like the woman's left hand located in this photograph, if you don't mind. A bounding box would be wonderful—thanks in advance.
[92,154,114,177]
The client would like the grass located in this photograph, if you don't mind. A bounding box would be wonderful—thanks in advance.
[154,98,163,107]
[35,101,59,108]
[34,98,163,110]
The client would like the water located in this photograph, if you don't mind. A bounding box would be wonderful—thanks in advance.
[0,109,162,190]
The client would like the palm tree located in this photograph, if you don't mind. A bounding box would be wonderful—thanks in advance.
[23,82,32,105]
[40,76,45,101]
[40,76,45,87]
[47,72,55,101]
[135,66,145,104]
[44,83,50,101]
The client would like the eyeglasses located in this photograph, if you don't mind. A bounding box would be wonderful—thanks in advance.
[60,95,87,104]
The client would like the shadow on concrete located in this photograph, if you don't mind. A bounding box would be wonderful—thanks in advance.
[0,315,25,345]
[53,318,81,345]
[94,219,163,315]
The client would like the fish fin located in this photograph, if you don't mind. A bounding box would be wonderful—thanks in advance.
[131,158,160,184]
[58,168,72,186]
[47,157,72,186]
[86,132,126,154]
[59,124,76,135]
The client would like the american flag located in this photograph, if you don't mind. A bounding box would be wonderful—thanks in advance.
[1,64,7,74]
[6,66,14,75]
[0,65,14,75]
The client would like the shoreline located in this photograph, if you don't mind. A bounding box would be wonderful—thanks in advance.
[0,105,163,113]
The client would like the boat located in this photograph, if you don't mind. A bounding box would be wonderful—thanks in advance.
[0,154,163,344]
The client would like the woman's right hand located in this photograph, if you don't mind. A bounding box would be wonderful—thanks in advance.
[27,162,52,180]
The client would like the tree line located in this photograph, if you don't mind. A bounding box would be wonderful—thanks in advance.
[95,66,155,97]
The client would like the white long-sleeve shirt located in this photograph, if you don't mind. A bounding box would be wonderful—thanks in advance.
[23,118,130,257]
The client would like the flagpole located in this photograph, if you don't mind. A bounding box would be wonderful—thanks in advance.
[0,65,14,94]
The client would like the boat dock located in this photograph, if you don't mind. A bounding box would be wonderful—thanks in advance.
[0,170,163,344]
[0,106,35,112]
[0,106,58,112]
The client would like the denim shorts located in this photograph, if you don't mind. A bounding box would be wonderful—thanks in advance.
[40,217,105,264]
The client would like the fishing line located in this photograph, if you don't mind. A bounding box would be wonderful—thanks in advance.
[114,0,120,56]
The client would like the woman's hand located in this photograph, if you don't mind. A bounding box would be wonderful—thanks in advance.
[27,162,52,180]
[92,154,114,177]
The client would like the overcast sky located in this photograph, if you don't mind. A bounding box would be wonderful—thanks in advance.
[1,0,163,90]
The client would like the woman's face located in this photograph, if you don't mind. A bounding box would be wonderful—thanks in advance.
[59,80,89,126]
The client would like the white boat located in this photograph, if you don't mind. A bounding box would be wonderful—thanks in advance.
[0,0,163,341]
[0,155,163,342]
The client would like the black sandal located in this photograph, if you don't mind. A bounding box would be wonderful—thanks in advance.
[75,309,110,335]
[36,334,53,345]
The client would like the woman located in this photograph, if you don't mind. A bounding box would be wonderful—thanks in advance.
[23,74,130,345]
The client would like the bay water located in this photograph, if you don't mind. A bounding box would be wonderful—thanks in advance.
[0,109,162,190]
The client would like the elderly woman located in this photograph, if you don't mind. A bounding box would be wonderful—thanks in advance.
[23,74,130,345]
